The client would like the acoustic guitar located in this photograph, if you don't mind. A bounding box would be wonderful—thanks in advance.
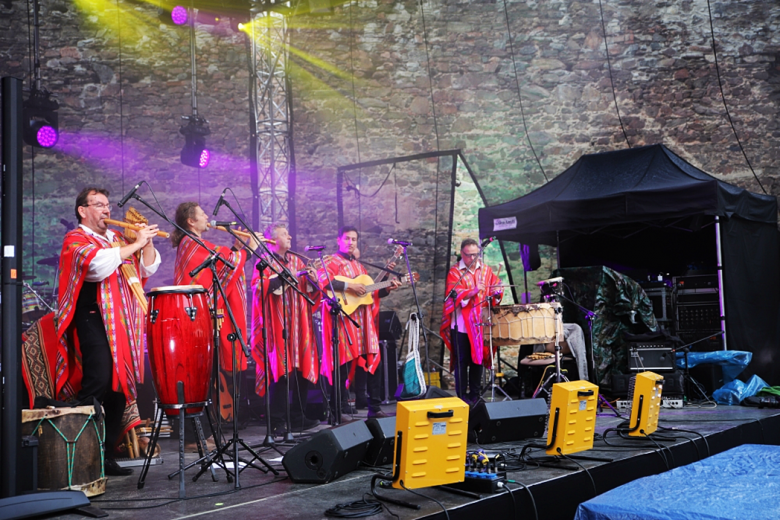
[326,272,419,315]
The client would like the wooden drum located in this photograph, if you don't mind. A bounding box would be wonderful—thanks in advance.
[21,406,106,497]
[147,285,214,416]
[486,302,563,346]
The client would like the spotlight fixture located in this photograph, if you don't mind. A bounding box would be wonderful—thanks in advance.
[23,88,59,149]
[171,5,188,25]
[180,115,211,168]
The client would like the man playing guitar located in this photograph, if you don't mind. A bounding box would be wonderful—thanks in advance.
[319,226,400,418]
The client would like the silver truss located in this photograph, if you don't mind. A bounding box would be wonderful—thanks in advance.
[249,7,293,229]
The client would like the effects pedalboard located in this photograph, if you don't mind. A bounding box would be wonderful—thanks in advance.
[449,451,507,494]
[616,395,684,411]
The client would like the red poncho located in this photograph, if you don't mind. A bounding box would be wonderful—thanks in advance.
[440,261,503,366]
[250,253,319,397]
[174,235,248,371]
[54,228,148,441]
[318,253,381,383]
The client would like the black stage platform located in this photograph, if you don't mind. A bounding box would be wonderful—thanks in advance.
[38,401,780,520]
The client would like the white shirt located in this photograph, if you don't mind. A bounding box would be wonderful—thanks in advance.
[80,224,161,282]
[452,258,481,332]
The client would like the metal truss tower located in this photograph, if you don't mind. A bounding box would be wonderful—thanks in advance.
[248,5,296,237]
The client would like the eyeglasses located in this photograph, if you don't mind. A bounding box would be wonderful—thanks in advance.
[83,202,110,210]
[462,253,480,258]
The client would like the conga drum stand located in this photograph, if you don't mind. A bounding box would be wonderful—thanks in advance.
[137,386,223,498]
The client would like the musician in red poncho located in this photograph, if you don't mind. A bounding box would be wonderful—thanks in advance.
[440,238,503,405]
[319,226,400,419]
[251,222,320,436]
[172,202,257,374]
[56,187,161,476]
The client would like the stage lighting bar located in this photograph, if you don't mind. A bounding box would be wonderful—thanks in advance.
[23,89,59,149]
[180,115,211,168]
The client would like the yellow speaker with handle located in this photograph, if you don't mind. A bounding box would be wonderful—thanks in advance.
[546,380,599,456]
[627,371,664,437]
[392,397,469,490]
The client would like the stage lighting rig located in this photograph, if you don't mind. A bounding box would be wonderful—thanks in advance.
[180,115,211,168]
[23,88,59,149]
[23,0,59,149]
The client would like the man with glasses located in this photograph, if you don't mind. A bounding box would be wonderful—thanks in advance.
[441,238,503,404]
[55,187,161,476]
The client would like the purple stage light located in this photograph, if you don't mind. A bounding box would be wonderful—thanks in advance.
[199,148,210,168]
[171,6,187,25]
[36,125,58,148]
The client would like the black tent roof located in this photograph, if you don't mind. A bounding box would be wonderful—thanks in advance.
[478,144,777,245]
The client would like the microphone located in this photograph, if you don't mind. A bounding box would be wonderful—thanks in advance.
[481,236,496,247]
[387,238,412,247]
[118,181,143,208]
[213,189,226,217]
[211,220,237,227]
[536,276,563,286]
[305,245,325,252]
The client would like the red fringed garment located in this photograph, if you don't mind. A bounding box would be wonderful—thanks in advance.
[250,253,319,397]
[173,235,248,371]
[440,261,503,366]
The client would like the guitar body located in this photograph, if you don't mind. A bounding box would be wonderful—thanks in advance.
[213,369,234,422]
[326,271,419,315]
[328,274,376,315]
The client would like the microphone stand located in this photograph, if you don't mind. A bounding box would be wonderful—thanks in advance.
[216,199,314,446]
[117,189,236,480]
[314,249,360,426]
[398,245,432,386]
[474,241,508,401]
[253,249,315,444]
[191,245,280,486]
[671,331,724,402]
[166,220,278,487]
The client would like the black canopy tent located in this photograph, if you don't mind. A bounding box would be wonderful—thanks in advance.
[478,144,780,385]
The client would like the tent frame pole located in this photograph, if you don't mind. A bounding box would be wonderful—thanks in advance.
[714,216,728,350]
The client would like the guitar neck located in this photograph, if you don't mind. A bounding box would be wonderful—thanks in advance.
[364,279,398,293]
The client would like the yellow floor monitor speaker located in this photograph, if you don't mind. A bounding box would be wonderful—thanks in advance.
[546,380,599,456]
[627,371,663,437]
[392,397,469,490]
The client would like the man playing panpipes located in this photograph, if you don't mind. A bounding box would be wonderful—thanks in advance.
[56,187,161,476]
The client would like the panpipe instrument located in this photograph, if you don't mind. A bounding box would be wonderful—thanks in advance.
[104,218,170,239]
[206,223,275,244]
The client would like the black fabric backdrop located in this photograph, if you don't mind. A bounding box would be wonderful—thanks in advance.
[478,144,780,385]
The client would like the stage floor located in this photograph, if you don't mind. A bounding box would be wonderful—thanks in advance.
[39,399,780,520]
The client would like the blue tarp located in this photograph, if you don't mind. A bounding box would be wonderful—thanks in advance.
[675,350,751,383]
[575,444,780,520]
[712,374,769,405]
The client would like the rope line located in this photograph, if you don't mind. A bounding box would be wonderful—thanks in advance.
[705,0,765,194]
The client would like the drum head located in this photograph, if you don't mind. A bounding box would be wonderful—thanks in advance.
[147,284,206,296]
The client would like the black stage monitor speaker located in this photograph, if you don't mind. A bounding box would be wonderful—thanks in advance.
[282,421,373,483]
[468,398,548,444]
[424,386,451,399]
[364,416,396,466]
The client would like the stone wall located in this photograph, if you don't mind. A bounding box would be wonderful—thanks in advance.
[2,0,779,370]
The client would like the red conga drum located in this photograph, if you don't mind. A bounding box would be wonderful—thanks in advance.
[146,285,213,415]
